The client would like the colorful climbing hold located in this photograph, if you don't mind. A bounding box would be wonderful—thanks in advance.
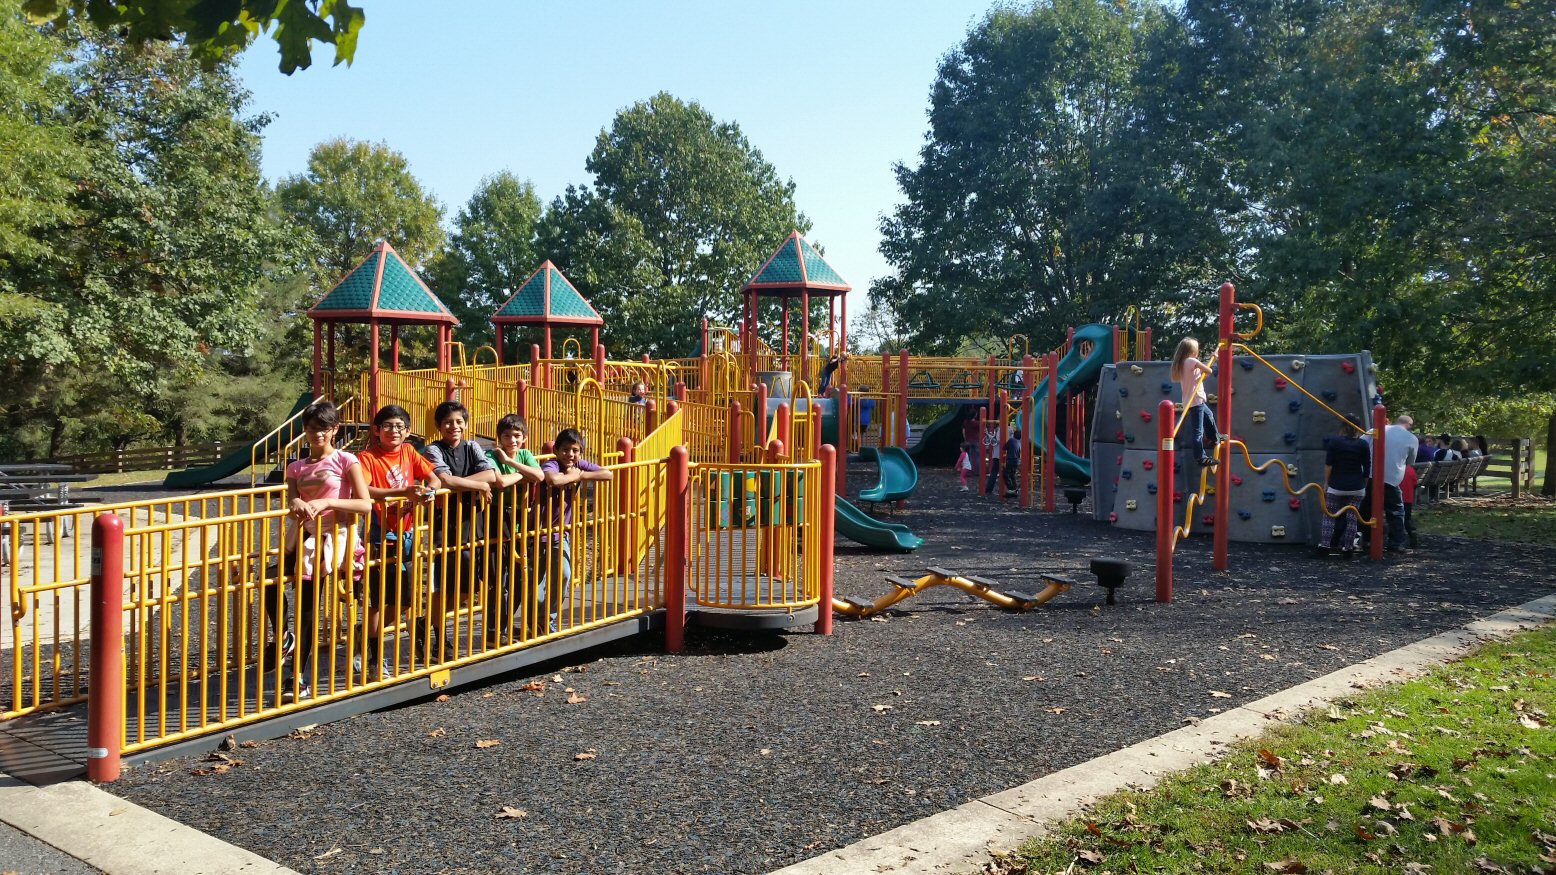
[1262,489,1277,502]
[1273,376,1288,390]
[1237,509,1252,520]
[1121,469,1133,480]
[1231,474,1244,486]
[1140,410,1153,422]
[1173,491,1183,504]
[1147,483,1158,494]
[1161,381,1173,395]
[1283,431,1298,444]
[1125,500,1138,511]
[1341,361,1356,374]
[1288,399,1302,413]
[1289,497,1302,510]
[1240,359,1255,371]
[1119,387,1129,397]
[1142,459,1154,471]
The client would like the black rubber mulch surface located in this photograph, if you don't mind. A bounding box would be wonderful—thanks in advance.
[112,467,1555,874]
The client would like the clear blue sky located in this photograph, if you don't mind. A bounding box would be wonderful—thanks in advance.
[234,1,995,315]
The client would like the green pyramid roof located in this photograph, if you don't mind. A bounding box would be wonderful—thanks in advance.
[309,242,457,324]
[492,261,603,326]
[742,231,851,296]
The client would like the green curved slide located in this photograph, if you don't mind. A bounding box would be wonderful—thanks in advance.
[1017,323,1115,486]
[835,496,924,551]
[164,392,313,488]
[859,446,919,503]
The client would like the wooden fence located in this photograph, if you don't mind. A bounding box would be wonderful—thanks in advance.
[51,442,242,475]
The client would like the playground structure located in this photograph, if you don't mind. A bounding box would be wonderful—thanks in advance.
[2,239,1404,782]
[4,232,1139,780]
[1091,283,1397,601]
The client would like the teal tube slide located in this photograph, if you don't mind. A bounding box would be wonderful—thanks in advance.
[858,446,919,503]
[1016,323,1115,486]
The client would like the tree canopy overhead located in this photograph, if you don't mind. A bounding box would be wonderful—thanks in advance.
[23,0,364,73]
[540,92,810,357]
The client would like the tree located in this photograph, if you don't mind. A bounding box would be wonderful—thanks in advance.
[429,172,543,346]
[535,186,669,356]
[277,138,445,282]
[578,92,810,356]
[0,0,81,272]
[872,0,1230,355]
[0,28,289,458]
[23,0,365,74]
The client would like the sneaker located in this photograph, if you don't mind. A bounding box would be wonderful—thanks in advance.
[280,683,311,703]
[1198,456,1218,468]
[959,486,969,492]
[279,631,296,659]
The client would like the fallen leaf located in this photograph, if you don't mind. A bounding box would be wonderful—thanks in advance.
[760,748,772,756]
[1210,690,1233,698]
[314,847,342,861]
[1263,861,1307,874]
[914,720,942,727]
[1258,748,1284,771]
[496,806,528,820]
[427,728,446,738]
[566,692,588,704]
[574,750,597,761]
[1368,795,1392,812]
[1022,675,1043,682]
[108,807,127,816]
[1329,773,1349,785]
[872,704,893,713]
[1248,818,1285,834]
[475,739,502,749]
[1519,714,1546,729]
[435,694,450,702]
[520,681,545,692]
[1076,849,1105,865]
[1046,707,1067,714]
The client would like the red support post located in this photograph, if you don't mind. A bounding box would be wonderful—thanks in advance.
[665,446,689,653]
[986,354,998,423]
[978,406,990,497]
[1020,393,1034,509]
[1371,404,1387,561]
[311,320,322,398]
[1155,399,1176,602]
[615,438,635,574]
[1113,325,1124,362]
[776,402,792,454]
[369,320,382,416]
[530,343,543,389]
[495,326,505,364]
[391,325,401,371]
[1141,328,1153,360]
[1044,352,1058,512]
[645,399,659,434]
[896,350,909,449]
[801,290,810,386]
[88,513,125,783]
[836,386,850,490]
[594,343,605,383]
[817,444,836,636]
[516,378,528,420]
[1214,282,1235,571]
[544,326,553,361]
[445,377,459,402]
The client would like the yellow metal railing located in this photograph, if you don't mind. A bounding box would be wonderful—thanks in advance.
[689,459,822,611]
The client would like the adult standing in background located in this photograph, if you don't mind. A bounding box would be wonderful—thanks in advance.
[1364,415,1419,553]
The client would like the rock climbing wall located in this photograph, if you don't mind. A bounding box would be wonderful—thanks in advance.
[1091,352,1378,545]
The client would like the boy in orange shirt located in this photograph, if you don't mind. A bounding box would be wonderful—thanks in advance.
[357,404,441,678]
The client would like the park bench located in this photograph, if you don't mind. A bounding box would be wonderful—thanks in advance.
[0,464,96,558]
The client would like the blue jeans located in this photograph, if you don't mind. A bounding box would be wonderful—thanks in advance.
[1383,484,1408,549]
[1186,403,1218,460]
[529,537,571,636]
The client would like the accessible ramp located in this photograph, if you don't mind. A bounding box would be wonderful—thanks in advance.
[835,496,924,552]
[164,392,312,488]
[859,446,920,503]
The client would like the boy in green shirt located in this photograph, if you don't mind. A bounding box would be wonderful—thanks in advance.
[484,414,544,646]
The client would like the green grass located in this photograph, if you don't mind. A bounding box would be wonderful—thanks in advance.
[1416,499,1556,546]
[1007,626,1556,875]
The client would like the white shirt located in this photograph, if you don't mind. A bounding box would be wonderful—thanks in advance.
[1364,425,1419,487]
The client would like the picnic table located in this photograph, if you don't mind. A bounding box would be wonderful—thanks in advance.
[0,464,97,562]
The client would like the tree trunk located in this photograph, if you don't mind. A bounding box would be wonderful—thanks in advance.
[48,417,66,460]
[1542,411,1555,497]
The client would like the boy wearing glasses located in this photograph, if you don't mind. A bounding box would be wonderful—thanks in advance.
[357,405,441,677]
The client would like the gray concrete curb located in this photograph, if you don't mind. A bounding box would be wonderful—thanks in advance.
[0,772,298,875]
[770,592,1556,875]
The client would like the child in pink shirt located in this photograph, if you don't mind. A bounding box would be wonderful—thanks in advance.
[1171,338,1219,468]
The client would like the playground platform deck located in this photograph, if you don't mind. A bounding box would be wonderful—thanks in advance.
[94,466,1555,875]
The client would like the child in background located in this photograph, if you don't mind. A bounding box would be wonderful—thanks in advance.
[1318,418,1369,557]
[484,415,544,646]
[420,400,498,662]
[955,441,973,492]
[982,422,1001,495]
[1001,432,1021,499]
[1170,338,1219,468]
[357,404,441,678]
[1401,461,1420,549]
[277,400,372,701]
[627,382,648,405]
[533,428,614,636]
